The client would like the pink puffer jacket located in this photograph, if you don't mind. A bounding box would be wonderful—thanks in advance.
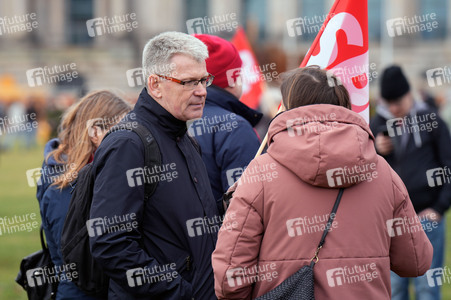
[212,104,433,300]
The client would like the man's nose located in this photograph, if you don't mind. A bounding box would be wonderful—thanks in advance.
[193,82,207,96]
[388,105,399,116]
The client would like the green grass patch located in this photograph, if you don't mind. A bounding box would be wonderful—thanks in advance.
[0,146,43,300]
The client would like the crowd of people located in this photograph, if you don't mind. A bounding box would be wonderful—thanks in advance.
[33,31,449,300]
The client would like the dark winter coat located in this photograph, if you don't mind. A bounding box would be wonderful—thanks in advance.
[370,103,451,215]
[89,88,220,299]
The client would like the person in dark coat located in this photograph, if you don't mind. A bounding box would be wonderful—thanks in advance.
[36,90,131,300]
[191,34,262,206]
[370,65,451,300]
[89,32,220,300]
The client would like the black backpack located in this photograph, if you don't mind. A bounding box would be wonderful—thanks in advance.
[60,123,161,298]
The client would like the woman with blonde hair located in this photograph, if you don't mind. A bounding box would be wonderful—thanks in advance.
[36,90,131,299]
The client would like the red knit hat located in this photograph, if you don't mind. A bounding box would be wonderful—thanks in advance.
[193,34,242,88]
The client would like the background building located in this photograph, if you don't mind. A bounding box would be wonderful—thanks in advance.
[0,0,450,99]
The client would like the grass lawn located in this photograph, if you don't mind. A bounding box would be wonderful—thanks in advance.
[0,146,450,299]
[0,146,44,299]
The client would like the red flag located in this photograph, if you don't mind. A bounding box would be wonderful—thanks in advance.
[300,0,369,123]
[231,27,264,110]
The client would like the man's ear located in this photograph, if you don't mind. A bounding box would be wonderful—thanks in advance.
[147,75,162,99]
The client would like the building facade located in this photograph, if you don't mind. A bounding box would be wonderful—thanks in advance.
[0,0,450,98]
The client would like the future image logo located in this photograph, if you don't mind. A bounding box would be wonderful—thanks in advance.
[0,13,38,36]
[126,68,145,87]
[286,14,333,37]
[25,168,42,187]
[25,163,77,188]
[125,163,178,187]
[26,268,46,287]
[326,263,378,287]
[226,167,244,187]
[186,13,238,35]
[188,113,239,137]
[385,215,437,237]
[426,167,451,187]
[426,66,451,88]
[126,263,178,287]
[86,214,138,237]
[326,63,378,87]
[426,267,451,287]
[286,213,338,237]
[386,14,438,38]
[226,63,278,88]
[86,13,138,37]
[226,68,242,87]
[226,268,244,287]
[86,217,105,237]
[286,113,337,137]
[326,163,377,187]
[386,118,404,137]
[0,213,39,236]
[26,68,45,87]
[386,113,438,138]
[226,263,278,288]
[127,268,145,287]
[26,63,78,87]
[26,264,78,287]
[186,212,237,238]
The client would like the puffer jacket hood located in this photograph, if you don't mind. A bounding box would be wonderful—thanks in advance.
[36,138,63,203]
[267,104,377,188]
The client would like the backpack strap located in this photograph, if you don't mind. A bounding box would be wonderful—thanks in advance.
[130,124,161,201]
[39,225,48,251]
[104,122,162,201]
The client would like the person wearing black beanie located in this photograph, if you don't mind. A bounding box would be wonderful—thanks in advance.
[370,64,451,300]
[380,65,411,102]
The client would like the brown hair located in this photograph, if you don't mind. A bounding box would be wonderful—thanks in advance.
[48,90,132,189]
[281,66,351,110]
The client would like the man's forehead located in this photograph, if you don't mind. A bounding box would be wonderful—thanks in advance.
[170,54,207,78]
[170,53,205,66]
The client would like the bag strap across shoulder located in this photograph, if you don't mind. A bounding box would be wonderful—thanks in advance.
[128,124,162,201]
[104,122,162,201]
[310,188,344,268]
[39,225,48,251]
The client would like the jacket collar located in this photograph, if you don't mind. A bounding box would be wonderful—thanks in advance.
[134,88,187,138]
[206,85,263,127]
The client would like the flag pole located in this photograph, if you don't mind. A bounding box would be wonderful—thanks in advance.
[254,105,284,158]
[254,133,269,157]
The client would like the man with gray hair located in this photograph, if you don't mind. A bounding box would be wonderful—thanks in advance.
[89,32,219,299]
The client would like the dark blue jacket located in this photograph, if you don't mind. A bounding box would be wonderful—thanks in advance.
[89,88,219,299]
[189,85,262,202]
[37,139,97,300]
